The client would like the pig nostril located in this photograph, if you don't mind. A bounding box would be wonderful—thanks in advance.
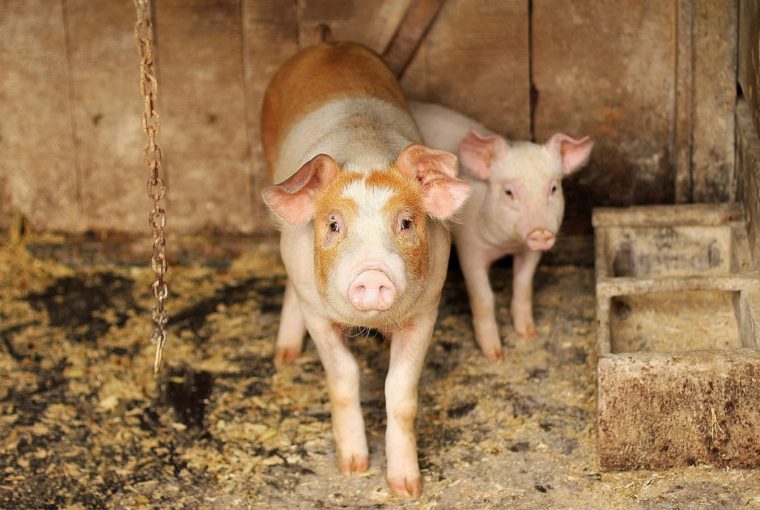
[348,270,396,311]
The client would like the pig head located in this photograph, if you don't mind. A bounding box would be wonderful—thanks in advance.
[459,130,594,252]
[263,145,468,328]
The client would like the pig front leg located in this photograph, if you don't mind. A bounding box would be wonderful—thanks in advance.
[302,307,369,475]
[457,247,503,360]
[274,279,307,366]
[511,250,541,336]
[385,310,437,497]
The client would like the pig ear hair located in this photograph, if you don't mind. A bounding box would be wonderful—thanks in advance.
[545,133,594,175]
[458,130,508,181]
[396,144,471,220]
[262,154,339,224]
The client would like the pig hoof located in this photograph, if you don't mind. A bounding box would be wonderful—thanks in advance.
[274,346,301,367]
[338,453,369,475]
[387,474,423,497]
[515,323,537,337]
[482,347,504,361]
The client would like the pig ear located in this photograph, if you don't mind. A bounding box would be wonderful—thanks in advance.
[396,144,471,219]
[458,130,508,181]
[262,154,339,224]
[545,133,594,175]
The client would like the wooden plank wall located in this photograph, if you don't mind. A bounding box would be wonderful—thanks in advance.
[0,0,742,239]
[533,0,677,235]
[401,0,530,140]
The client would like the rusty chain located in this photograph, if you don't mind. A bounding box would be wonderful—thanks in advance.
[134,0,169,376]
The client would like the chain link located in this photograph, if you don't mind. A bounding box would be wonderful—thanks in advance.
[134,0,169,376]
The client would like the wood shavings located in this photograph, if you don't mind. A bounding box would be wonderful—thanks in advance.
[1,239,759,508]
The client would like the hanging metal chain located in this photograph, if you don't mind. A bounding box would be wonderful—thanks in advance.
[134,0,169,376]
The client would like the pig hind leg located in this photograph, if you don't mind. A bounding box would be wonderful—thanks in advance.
[458,248,503,360]
[511,250,541,336]
[385,309,437,497]
[274,279,307,366]
[302,306,369,475]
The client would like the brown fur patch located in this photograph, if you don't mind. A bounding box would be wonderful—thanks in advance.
[261,42,409,178]
[313,171,362,292]
[369,169,429,282]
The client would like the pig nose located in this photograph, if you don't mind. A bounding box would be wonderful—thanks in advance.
[348,270,396,312]
[526,229,556,251]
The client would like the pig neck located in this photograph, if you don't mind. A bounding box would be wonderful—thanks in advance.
[455,179,526,264]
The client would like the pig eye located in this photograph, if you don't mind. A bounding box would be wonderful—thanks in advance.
[401,218,413,230]
[504,188,514,199]
[327,214,343,234]
[550,183,558,195]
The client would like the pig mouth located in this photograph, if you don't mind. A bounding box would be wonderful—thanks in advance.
[525,228,556,251]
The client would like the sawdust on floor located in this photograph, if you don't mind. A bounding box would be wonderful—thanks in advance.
[1,236,759,509]
[610,290,742,353]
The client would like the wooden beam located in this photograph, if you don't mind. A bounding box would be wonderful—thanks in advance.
[736,98,760,269]
[739,0,760,138]
[674,0,694,203]
[382,0,445,78]
[691,0,738,203]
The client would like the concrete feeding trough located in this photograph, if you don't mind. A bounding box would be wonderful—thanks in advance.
[593,203,760,470]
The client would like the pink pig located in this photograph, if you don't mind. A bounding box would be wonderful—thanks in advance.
[260,44,469,496]
[411,101,594,360]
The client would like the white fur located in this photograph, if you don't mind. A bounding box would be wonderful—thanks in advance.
[410,100,590,359]
[410,101,494,153]
[275,97,419,183]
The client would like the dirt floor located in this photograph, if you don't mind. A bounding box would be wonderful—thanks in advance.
[1,235,760,509]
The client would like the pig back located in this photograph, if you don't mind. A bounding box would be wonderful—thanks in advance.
[261,42,409,180]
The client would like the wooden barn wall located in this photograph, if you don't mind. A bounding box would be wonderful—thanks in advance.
[0,0,741,237]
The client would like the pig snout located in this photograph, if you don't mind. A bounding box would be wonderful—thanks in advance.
[348,269,397,312]
[526,229,556,251]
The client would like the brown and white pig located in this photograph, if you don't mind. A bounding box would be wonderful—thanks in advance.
[410,101,593,360]
[260,43,469,496]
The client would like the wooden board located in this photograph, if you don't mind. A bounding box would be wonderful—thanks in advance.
[739,0,760,138]
[532,0,677,235]
[155,0,253,233]
[241,0,299,233]
[736,98,760,269]
[401,0,530,141]
[598,348,760,470]
[674,0,694,204]
[691,0,737,203]
[64,0,146,232]
[0,0,80,231]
